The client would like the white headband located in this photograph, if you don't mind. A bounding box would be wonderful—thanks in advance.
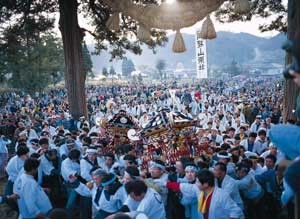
[124,171,140,180]
[217,153,232,159]
[185,166,198,172]
[86,149,97,154]
[149,161,165,170]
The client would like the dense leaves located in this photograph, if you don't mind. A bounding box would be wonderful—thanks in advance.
[215,0,287,33]
[0,30,64,92]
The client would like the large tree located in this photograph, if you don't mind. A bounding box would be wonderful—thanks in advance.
[0,0,169,119]
[283,0,300,123]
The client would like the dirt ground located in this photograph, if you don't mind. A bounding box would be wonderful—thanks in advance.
[0,178,18,219]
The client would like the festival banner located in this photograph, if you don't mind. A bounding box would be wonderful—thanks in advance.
[195,31,208,79]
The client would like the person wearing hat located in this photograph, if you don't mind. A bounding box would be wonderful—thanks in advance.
[236,162,265,219]
[217,151,237,179]
[13,158,52,219]
[80,146,99,182]
[213,162,244,210]
[250,115,262,133]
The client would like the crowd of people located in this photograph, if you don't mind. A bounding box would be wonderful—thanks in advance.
[0,76,296,219]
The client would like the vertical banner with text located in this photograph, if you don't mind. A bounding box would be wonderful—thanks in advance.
[195,31,208,79]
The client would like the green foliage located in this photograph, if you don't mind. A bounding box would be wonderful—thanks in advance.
[82,41,94,78]
[122,58,135,77]
[215,0,287,33]
[109,66,116,75]
[0,30,65,92]
[102,67,108,77]
[80,0,168,60]
[156,59,166,80]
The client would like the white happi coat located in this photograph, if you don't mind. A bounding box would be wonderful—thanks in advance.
[6,155,25,182]
[180,184,244,219]
[75,182,102,211]
[61,158,80,182]
[131,188,166,219]
[13,173,52,218]
[216,174,244,210]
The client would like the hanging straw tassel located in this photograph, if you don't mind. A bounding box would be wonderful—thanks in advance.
[106,13,120,31]
[234,0,251,14]
[172,30,186,53]
[199,16,216,40]
[137,25,152,42]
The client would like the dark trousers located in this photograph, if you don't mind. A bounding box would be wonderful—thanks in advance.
[4,180,18,211]
[245,195,268,219]
[80,196,92,219]
[95,210,114,219]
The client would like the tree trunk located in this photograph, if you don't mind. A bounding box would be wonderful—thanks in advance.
[58,0,87,120]
[283,0,300,123]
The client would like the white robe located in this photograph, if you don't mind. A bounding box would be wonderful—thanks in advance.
[216,174,244,210]
[179,184,244,219]
[13,173,52,218]
[61,158,80,182]
[129,188,166,219]
[6,155,25,182]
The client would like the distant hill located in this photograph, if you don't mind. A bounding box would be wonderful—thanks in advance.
[89,31,286,73]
